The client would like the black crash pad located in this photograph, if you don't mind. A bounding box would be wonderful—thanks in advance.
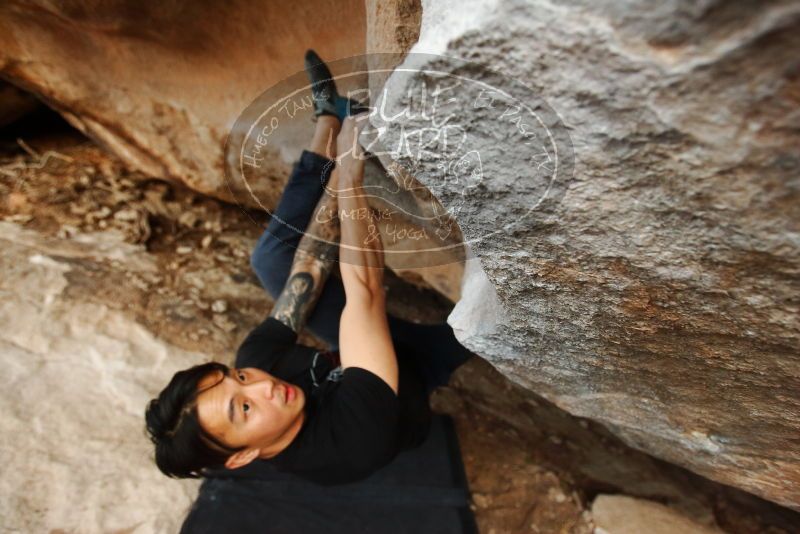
[180,414,477,533]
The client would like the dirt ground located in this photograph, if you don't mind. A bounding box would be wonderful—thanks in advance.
[2,111,799,533]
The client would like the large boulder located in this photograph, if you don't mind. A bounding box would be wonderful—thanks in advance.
[0,0,366,206]
[372,0,800,509]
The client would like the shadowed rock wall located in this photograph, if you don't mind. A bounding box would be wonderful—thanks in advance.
[0,0,366,206]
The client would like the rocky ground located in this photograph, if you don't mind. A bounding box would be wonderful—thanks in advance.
[1,112,798,533]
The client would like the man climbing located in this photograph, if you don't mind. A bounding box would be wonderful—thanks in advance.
[145,50,474,484]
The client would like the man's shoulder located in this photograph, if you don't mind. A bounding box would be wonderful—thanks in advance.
[239,316,297,350]
[235,316,299,371]
[269,367,402,485]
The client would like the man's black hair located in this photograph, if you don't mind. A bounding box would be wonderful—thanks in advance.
[144,361,245,478]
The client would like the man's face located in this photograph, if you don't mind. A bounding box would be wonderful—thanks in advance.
[195,367,306,460]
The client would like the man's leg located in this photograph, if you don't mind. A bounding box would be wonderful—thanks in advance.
[250,116,347,347]
[251,115,340,269]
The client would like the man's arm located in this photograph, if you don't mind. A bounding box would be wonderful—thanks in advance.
[336,116,398,394]
[269,172,341,333]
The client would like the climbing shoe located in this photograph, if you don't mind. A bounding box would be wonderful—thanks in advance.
[305,49,340,119]
[305,49,371,121]
[337,96,371,119]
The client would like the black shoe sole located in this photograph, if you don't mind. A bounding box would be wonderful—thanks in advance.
[305,49,339,117]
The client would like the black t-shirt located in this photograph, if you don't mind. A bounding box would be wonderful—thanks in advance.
[235,317,431,485]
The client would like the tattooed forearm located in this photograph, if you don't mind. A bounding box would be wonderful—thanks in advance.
[269,187,341,332]
[270,272,314,332]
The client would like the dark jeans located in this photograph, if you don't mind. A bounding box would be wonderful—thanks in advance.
[250,150,473,392]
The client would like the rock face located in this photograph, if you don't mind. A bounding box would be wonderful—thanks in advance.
[591,495,722,534]
[0,222,201,533]
[373,0,800,509]
[0,0,366,207]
